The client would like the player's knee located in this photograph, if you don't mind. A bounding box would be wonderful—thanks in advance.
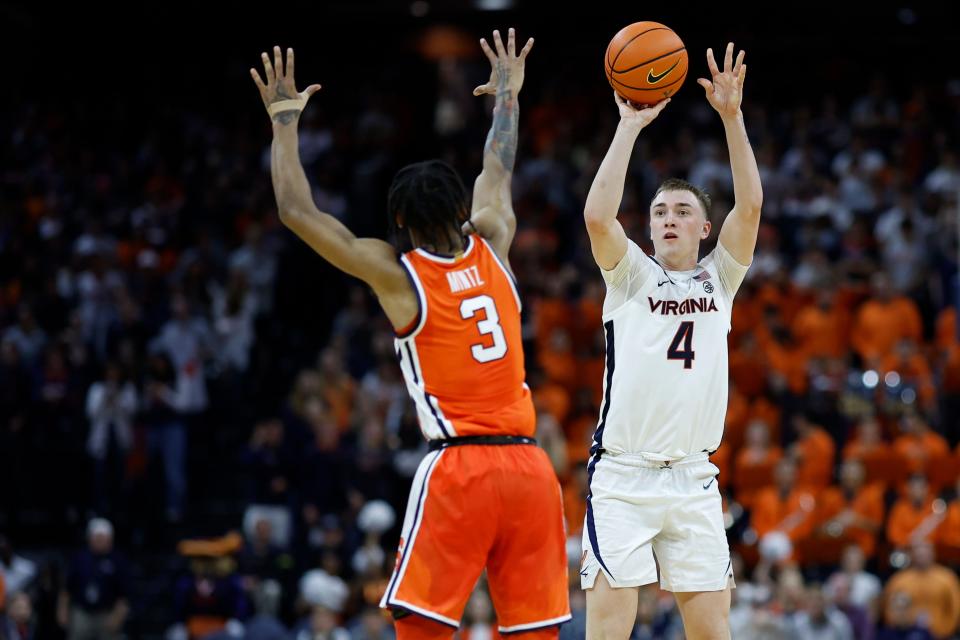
[682,611,729,640]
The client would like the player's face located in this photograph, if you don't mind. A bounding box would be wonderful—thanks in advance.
[649,190,710,266]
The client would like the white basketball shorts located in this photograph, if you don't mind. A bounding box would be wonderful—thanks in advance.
[580,450,735,592]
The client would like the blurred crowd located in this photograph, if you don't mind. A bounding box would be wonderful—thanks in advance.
[2,35,960,640]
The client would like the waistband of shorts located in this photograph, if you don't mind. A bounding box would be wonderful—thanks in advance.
[602,450,710,468]
[428,435,537,451]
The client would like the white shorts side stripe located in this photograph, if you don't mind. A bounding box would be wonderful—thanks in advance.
[498,614,573,633]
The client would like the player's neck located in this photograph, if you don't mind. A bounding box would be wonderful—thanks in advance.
[410,230,465,257]
[654,252,698,272]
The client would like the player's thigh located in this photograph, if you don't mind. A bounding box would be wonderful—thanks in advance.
[585,572,639,640]
[486,446,570,631]
[382,449,498,624]
[674,589,731,640]
[653,463,731,593]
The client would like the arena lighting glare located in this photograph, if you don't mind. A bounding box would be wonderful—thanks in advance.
[901,388,917,404]
[884,371,901,387]
[474,0,514,9]
[862,370,879,388]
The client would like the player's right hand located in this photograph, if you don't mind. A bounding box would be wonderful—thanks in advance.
[250,46,322,122]
[474,28,534,97]
[615,92,669,132]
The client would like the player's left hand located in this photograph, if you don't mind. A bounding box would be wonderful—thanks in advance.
[697,42,746,120]
[250,46,322,122]
[474,28,534,97]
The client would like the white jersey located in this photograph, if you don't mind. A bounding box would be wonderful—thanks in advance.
[592,239,749,460]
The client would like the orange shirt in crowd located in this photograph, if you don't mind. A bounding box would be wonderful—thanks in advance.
[793,427,836,489]
[887,496,944,549]
[724,386,750,453]
[885,565,960,639]
[532,382,571,424]
[893,432,950,476]
[734,446,783,509]
[938,498,960,550]
[851,296,922,365]
[936,306,957,351]
[751,486,817,544]
[791,303,849,360]
[816,483,885,558]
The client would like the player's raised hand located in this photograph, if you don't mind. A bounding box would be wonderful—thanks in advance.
[615,92,670,131]
[250,46,322,123]
[474,28,534,97]
[697,42,746,120]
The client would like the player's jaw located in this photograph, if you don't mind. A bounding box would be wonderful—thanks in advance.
[651,216,701,268]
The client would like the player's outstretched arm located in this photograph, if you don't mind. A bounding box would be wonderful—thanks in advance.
[464,28,533,264]
[583,93,669,270]
[699,43,763,265]
[251,47,408,300]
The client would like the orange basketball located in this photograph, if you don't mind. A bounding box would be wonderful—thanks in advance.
[605,22,688,105]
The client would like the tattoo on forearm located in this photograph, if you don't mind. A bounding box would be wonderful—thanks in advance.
[272,111,299,125]
[484,62,519,172]
[271,87,299,125]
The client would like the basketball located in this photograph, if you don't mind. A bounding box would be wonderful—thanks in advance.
[605,21,688,105]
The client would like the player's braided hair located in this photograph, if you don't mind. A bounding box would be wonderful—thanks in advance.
[655,178,712,219]
[388,160,469,253]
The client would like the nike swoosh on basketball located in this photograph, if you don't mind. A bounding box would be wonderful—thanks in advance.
[702,477,716,490]
[647,59,680,84]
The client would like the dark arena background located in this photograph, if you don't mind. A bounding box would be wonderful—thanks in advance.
[3,1,960,638]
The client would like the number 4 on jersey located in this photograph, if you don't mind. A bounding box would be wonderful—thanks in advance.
[667,321,695,369]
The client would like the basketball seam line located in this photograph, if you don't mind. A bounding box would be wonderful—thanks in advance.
[609,27,669,69]
[611,46,687,75]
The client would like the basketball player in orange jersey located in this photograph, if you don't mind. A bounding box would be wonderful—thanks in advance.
[580,44,762,640]
[251,29,570,640]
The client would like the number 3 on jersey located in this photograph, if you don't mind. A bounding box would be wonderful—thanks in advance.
[460,295,507,363]
[668,321,695,369]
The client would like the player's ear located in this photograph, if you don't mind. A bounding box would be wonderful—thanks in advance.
[395,214,404,229]
[701,220,712,239]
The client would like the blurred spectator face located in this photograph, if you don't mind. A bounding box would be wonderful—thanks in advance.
[774,459,797,491]
[840,460,865,491]
[907,475,928,504]
[841,544,866,574]
[856,418,881,445]
[805,585,828,622]
[262,418,283,447]
[911,541,934,570]
[1,338,19,365]
[171,294,189,321]
[791,414,812,436]
[870,272,892,301]
[309,605,339,633]
[746,420,771,448]
[253,518,273,547]
[360,608,388,638]
[87,519,114,554]
[8,591,32,624]
[649,189,710,265]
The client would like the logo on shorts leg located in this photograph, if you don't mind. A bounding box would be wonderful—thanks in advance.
[702,477,716,490]
[579,550,589,577]
[394,537,405,571]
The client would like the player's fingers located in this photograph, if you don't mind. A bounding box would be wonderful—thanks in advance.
[507,27,516,57]
[706,48,720,77]
[733,49,745,74]
[493,29,507,57]
[250,68,267,95]
[286,47,295,79]
[479,38,497,65]
[473,83,493,96]
[613,90,626,105]
[739,64,747,87]
[261,52,275,84]
[519,37,534,62]
[274,46,284,78]
[303,84,322,98]
[697,78,714,93]
[724,42,734,73]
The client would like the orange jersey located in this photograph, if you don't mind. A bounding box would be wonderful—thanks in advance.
[396,235,535,440]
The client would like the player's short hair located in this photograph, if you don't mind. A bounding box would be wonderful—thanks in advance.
[654,178,712,219]
[388,160,468,252]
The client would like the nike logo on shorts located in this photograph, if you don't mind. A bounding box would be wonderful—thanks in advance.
[702,477,716,490]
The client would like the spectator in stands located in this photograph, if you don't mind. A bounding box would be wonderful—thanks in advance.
[878,591,934,640]
[825,545,883,621]
[2,306,47,370]
[785,583,854,639]
[883,542,960,639]
[751,459,817,561]
[58,519,130,640]
[788,412,835,489]
[1,591,36,640]
[141,351,188,522]
[851,273,922,368]
[85,360,138,515]
[0,537,37,596]
[887,474,945,550]
[817,460,885,559]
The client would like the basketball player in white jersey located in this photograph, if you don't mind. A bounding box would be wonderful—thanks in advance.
[579,43,762,640]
